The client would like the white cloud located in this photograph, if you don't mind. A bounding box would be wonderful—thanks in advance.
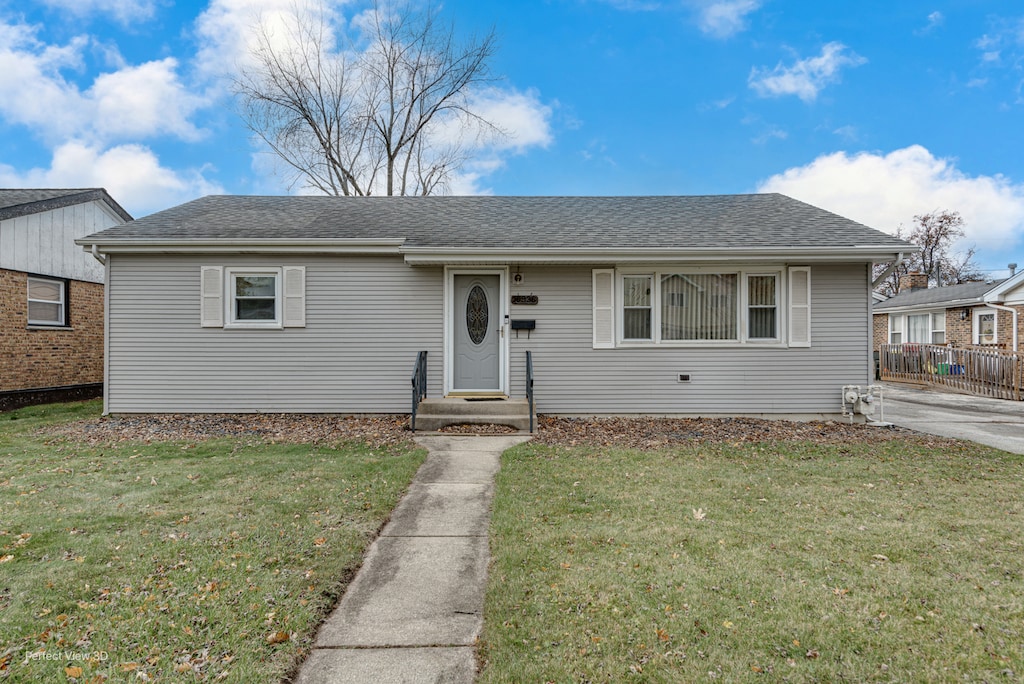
[0,20,206,144]
[194,0,338,81]
[756,145,1024,257]
[751,126,786,145]
[90,59,207,141]
[916,11,944,35]
[696,0,761,39]
[0,142,223,217]
[37,0,157,23]
[428,87,553,194]
[465,88,553,152]
[749,42,867,102]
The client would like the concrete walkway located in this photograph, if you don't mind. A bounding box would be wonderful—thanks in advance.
[878,382,1024,455]
[295,434,530,684]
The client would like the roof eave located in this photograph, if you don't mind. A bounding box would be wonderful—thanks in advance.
[874,297,985,313]
[400,245,911,265]
[983,270,1024,302]
[74,237,407,254]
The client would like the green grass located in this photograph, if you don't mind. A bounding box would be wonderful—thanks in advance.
[480,440,1024,683]
[0,400,425,682]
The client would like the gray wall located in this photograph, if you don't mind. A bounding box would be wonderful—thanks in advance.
[0,201,117,283]
[108,255,869,415]
[107,254,443,413]
[507,264,868,415]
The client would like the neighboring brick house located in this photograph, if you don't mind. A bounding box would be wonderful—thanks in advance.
[873,269,1024,353]
[0,189,132,410]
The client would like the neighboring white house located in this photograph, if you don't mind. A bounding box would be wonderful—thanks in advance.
[76,194,911,417]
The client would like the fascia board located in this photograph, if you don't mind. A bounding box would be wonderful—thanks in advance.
[401,246,912,265]
[875,298,984,314]
[74,238,406,255]
[983,270,1024,302]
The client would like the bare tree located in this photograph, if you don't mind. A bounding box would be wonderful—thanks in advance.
[233,0,502,195]
[874,210,984,296]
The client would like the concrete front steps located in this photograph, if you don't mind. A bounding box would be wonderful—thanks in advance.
[412,397,534,432]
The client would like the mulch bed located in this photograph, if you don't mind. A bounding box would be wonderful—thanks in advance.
[533,415,959,449]
[39,413,960,450]
[41,413,414,449]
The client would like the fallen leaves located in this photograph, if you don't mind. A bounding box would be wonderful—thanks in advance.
[534,416,952,449]
[40,414,413,449]
[266,631,290,645]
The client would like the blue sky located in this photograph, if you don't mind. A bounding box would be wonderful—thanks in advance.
[2,0,1023,275]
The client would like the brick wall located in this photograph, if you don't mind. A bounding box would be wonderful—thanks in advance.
[945,307,972,347]
[0,268,104,392]
[876,305,1024,352]
[872,313,888,350]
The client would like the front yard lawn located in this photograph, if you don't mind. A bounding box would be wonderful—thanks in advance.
[0,401,424,682]
[480,438,1024,682]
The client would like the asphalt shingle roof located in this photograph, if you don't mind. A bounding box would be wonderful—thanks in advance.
[874,279,1003,311]
[81,193,910,250]
[0,188,132,222]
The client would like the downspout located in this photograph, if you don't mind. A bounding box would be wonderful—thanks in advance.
[871,252,904,290]
[985,302,1019,352]
[90,244,107,265]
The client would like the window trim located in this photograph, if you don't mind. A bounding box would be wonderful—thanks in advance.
[27,275,68,327]
[973,309,998,345]
[614,266,787,347]
[225,268,283,329]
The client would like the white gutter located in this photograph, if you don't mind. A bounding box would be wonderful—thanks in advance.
[90,244,107,265]
[401,246,913,265]
[985,302,1019,352]
[870,252,904,289]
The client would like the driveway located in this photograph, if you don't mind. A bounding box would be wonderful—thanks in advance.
[877,382,1024,455]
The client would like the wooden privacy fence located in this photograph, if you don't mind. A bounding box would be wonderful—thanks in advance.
[879,344,1023,401]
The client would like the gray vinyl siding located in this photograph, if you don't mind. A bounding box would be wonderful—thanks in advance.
[109,255,868,415]
[508,264,868,414]
[0,201,115,283]
[106,254,442,413]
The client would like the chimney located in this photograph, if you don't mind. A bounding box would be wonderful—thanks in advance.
[899,271,929,292]
[1010,263,1018,276]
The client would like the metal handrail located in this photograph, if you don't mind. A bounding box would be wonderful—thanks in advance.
[525,350,534,433]
[410,351,428,431]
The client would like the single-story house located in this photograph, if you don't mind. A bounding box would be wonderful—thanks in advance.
[0,188,132,411]
[873,270,1024,353]
[75,194,911,418]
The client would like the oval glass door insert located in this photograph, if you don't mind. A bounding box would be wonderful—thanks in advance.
[466,285,489,345]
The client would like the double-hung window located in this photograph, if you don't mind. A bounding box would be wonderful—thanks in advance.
[230,271,280,326]
[622,275,653,340]
[27,276,67,326]
[746,274,779,340]
[201,266,306,329]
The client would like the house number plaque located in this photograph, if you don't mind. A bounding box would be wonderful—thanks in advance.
[511,295,539,305]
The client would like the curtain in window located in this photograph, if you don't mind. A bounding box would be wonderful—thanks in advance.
[747,275,777,339]
[661,274,737,340]
[907,314,930,343]
[622,276,651,339]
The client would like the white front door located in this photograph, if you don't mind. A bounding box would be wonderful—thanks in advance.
[451,273,504,393]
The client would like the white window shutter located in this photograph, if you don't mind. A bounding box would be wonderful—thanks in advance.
[593,269,615,349]
[282,266,306,328]
[200,266,224,327]
[788,266,811,347]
